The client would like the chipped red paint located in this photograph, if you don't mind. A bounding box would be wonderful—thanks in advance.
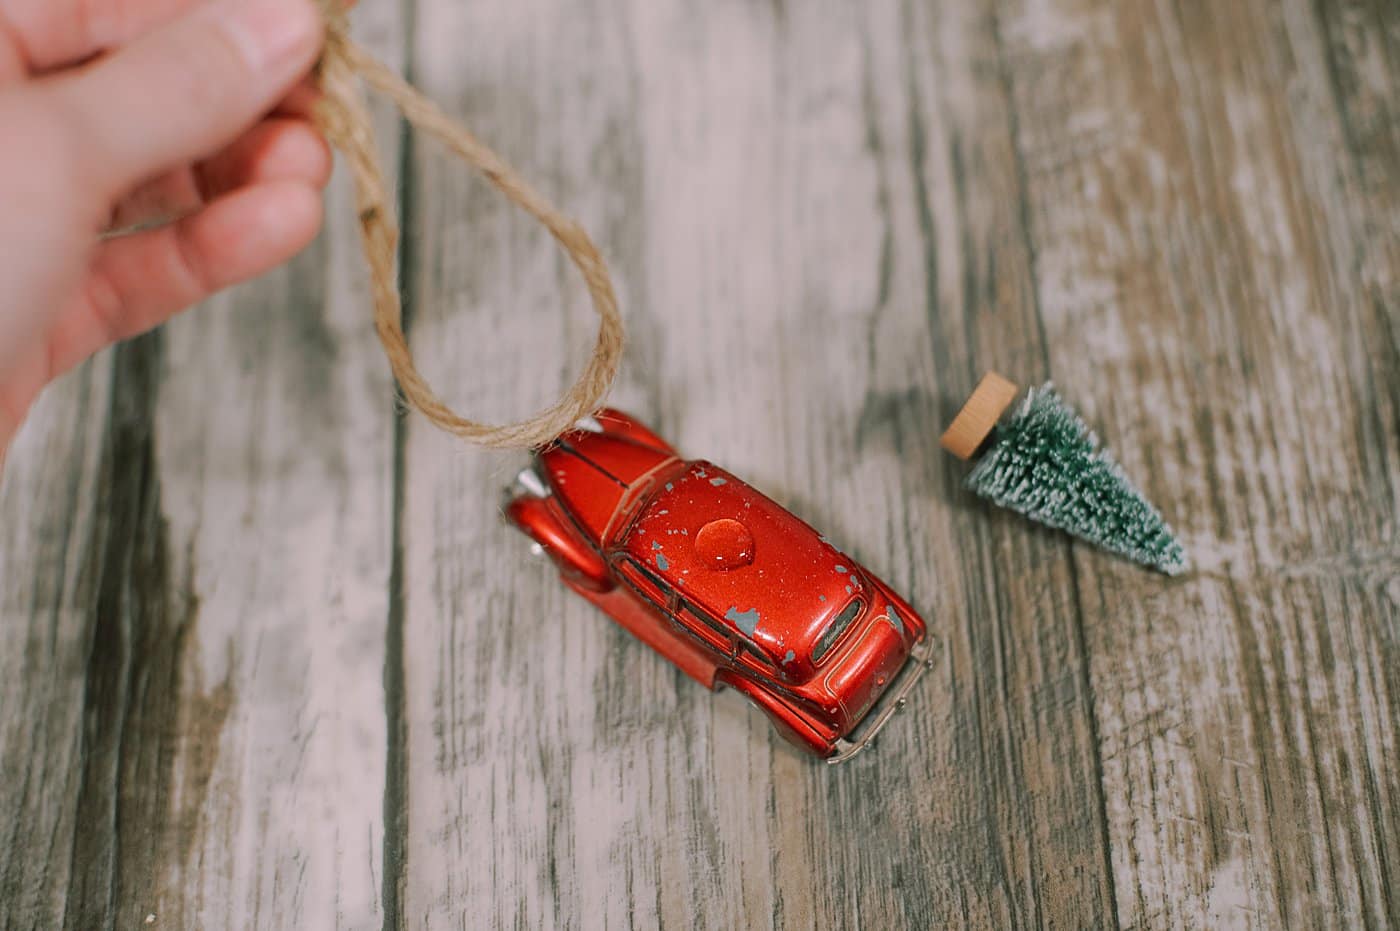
[505,410,932,761]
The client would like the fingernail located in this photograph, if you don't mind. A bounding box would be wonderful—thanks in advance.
[218,0,322,76]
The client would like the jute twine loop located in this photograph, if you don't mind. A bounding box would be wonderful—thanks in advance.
[312,2,625,449]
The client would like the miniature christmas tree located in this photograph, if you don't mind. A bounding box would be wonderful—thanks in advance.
[941,373,1188,575]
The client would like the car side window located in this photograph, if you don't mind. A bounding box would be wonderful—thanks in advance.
[616,556,671,610]
[736,640,778,678]
[677,599,734,656]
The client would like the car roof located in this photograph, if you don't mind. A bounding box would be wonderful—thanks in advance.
[616,461,865,678]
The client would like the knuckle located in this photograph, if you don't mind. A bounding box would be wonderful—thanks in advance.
[174,19,251,115]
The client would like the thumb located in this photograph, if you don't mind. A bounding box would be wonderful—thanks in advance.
[50,0,324,201]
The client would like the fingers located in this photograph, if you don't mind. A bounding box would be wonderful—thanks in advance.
[198,117,333,200]
[1,0,357,81]
[45,180,323,377]
[0,0,193,77]
[108,116,331,230]
[45,0,322,200]
[107,168,203,232]
[0,6,33,82]
[274,76,327,119]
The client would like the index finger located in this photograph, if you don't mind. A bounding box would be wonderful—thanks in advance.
[0,0,193,76]
[0,0,362,82]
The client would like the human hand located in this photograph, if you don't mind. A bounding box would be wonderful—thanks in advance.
[0,0,329,454]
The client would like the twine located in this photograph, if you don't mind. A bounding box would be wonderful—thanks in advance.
[312,2,624,449]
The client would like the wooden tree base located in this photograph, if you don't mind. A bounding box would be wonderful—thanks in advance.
[940,372,1020,460]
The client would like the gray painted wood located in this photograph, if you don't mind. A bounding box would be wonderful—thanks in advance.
[2,0,1396,927]
[0,5,406,928]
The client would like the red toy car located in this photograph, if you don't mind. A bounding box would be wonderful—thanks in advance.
[505,410,933,762]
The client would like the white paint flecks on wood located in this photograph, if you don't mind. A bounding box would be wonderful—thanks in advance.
[994,0,1400,926]
[2,0,1397,928]
[0,5,406,929]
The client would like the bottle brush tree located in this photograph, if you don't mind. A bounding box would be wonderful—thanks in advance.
[941,373,1188,575]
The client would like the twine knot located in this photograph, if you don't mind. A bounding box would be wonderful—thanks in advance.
[311,2,625,449]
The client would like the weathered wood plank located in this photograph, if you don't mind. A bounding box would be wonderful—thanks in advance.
[855,1,1120,926]
[994,0,1400,926]
[398,0,1114,926]
[1,3,408,928]
[0,356,114,929]
[3,0,1396,927]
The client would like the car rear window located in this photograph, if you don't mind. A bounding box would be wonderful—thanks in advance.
[813,598,863,663]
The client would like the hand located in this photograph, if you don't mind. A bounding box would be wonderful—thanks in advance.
[0,0,328,454]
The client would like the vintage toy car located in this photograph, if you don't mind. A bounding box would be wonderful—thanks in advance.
[504,410,933,762]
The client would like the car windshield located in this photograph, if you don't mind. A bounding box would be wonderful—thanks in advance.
[812,598,863,663]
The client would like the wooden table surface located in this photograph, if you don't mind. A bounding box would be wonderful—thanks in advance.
[3,0,1397,928]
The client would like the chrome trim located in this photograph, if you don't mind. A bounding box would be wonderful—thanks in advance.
[513,467,549,499]
[825,633,935,765]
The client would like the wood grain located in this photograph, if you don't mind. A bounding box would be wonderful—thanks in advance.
[993,0,1400,925]
[2,0,1397,928]
[0,6,407,928]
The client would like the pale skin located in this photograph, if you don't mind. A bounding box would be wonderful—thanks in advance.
[0,0,331,460]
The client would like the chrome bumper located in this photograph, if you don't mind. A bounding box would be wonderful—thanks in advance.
[825,633,935,765]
